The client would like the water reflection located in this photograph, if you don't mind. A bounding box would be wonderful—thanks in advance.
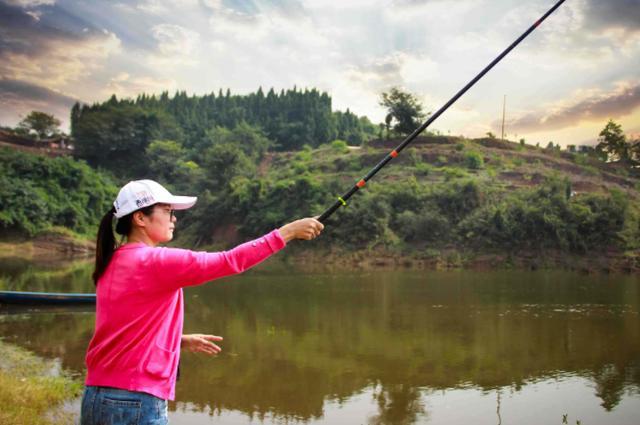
[0,256,94,293]
[0,262,639,424]
[173,271,639,423]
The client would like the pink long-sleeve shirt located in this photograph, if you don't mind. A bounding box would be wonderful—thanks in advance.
[85,229,286,400]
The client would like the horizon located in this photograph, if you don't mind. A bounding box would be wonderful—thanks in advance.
[1,0,639,147]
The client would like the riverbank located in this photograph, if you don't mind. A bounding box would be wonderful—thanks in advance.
[2,230,638,274]
[0,227,94,263]
[279,245,640,274]
[0,339,82,424]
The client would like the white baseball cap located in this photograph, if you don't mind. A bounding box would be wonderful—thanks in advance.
[113,179,197,218]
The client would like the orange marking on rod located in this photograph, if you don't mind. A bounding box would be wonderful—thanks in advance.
[357,179,366,188]
[390,150,398,158]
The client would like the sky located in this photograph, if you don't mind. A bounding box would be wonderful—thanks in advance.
[1,0,639,147]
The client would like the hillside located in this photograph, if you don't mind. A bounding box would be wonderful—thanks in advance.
[285,135,638,195]
[2,133,639,272]
[215,135,639,272]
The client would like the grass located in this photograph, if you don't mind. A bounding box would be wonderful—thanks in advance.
[0,340,82,425]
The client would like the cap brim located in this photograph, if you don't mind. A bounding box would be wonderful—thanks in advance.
[160,195,197,210]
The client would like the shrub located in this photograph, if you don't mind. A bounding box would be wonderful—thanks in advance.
[325,193,391,248]
[432,179,482,224]
[330,139,349,153]
[441,167,469,181]
[414,162,431,176]
[464,151,484,169]
[395,208,450,243]
[295,149,313,162]
[456,178,629,252]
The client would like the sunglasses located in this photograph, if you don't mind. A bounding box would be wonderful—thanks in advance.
[156,207,176,219]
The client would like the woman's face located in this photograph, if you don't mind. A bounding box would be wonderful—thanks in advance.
[144,204,176,244]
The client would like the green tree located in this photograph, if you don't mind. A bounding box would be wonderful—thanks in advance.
[379,88,427,135]
[16,111,61,139]
[0,148,116,236]
[205,122,273,160]
[146,140,202,192]
[596,120,628,162]
[202,143,254,189]
[73,104,163,177]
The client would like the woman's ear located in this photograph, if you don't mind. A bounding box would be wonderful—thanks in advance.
[132,210,147,228]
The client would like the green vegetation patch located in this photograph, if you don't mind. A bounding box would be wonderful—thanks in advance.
[0,148,116,237]
[0,340,82,425]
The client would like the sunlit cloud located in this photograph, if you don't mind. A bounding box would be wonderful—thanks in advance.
[0,2,121,92]
[505,81,640,133]
[1,32,121,91]
[104,72,178,99]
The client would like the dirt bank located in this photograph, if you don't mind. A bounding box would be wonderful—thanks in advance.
[280,246,640,274]
[0,229,94,262]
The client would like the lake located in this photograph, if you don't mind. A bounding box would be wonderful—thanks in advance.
[1,258,639,424]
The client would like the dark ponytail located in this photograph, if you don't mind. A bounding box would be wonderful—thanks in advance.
[93,204,157,285]
[93,207,117,285]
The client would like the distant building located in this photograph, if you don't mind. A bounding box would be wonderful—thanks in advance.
[43,135,74,151]
[0,130,73,157]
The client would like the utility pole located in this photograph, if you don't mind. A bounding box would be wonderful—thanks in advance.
[501,94,506,140]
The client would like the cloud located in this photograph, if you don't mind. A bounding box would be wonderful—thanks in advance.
[536,0,640,58]
[582,0,640,33]
[218,0,306,18]
[4,0,55,6]
[151,23,200,61]
[132,0,199,15]
[345,52,439,94]
[205,2,330,62]
[506,82,640,132]
[0,2,121,90]
[0,78,78,105]
[0,78,79,127]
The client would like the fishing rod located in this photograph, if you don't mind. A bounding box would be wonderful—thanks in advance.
[318,0,566,223]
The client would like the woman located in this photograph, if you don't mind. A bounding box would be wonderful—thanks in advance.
[81,179,323,425]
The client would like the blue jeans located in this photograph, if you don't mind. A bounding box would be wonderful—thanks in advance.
[81,386,168,425]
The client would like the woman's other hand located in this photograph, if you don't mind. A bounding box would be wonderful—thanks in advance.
[278,218,324,242]
[181,334,223,355]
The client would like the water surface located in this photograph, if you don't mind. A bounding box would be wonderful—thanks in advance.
[1,259,638,424]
